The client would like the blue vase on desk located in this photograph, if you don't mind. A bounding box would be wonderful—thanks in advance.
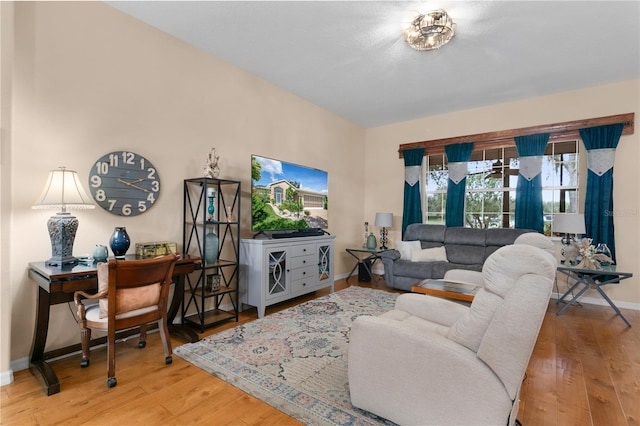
[109,227,130,259]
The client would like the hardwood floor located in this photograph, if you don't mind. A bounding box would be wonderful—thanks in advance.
[2,277,639,425]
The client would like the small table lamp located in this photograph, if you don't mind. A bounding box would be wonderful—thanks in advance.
[551,213,586,245]
[374,212,393,250]
[32,167,95,266]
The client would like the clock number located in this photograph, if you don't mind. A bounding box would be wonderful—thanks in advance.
[150,180,160,192]
[138,201,147,213]
[139,157,146,170]
[122,151,135,165]
[147,193,156,203]
[108,153,119,168]
[95,189,106,202]
[95,162,109,175]
[147,167,156,180]
[107,199,116,211]
[122,204,132,216]
[90,175,102,187]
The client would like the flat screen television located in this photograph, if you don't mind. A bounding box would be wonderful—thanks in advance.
[251,154,328,234]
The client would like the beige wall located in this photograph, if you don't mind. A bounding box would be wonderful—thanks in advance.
[365,79,640,306]
[4,2,365,369]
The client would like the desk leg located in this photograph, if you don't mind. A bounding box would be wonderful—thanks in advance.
[167,275,200,343]
[29,286,59,396]
[594,285,631,327]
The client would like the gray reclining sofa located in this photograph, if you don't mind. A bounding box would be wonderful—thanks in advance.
[381,223,532,291]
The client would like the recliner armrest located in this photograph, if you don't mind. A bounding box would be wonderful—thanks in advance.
[395,293,469,327]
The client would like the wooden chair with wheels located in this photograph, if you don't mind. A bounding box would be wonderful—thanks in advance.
[73,254,179,388]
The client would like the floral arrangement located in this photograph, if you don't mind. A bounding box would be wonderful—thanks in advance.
[563,238,613,269]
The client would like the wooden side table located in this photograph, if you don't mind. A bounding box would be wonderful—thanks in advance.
[411,279,479,302]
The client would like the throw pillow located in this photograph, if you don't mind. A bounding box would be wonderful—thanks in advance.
[396,240,422,260]
[410,246,448,262]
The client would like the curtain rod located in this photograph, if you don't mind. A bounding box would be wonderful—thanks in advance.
[398,112,635,158]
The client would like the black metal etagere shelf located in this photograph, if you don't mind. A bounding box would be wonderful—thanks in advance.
[182,177,240,332]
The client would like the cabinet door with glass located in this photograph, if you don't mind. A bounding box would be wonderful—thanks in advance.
[266,247,289,300]
[317,242,333,286]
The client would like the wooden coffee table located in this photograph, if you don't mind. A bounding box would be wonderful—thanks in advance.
[411,279,479,302]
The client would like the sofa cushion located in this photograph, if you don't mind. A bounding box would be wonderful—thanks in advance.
[393,259,436,280]
[410,246,448,262]
[444,227,486,246]
[445,244,486,265]
[404,224,445,244]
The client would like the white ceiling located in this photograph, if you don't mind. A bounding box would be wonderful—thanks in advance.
[106,1,640,128]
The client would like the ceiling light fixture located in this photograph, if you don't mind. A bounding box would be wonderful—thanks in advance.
[405,9,455,51]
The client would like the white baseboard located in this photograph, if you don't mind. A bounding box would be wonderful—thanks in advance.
[0,368,15,386]
[551,292,640,311]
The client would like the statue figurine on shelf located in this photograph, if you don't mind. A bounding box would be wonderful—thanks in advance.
[203,148,220,178]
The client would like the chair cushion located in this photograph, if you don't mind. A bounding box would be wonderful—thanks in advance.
[98,262,161,319]
[447,289,502,353]
[87,303,160,324]
[379,309,450,337]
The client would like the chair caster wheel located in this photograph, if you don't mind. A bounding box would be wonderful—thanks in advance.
[80,359,90,368]
[107,377,117,388]
[138,341,146,349]
[165,356,172,365]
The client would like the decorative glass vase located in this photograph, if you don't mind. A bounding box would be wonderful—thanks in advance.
[109,227,130,259]
[93,244,108,263]
[595,243,612,266]
[366,232,377,250]
[205,228,219,264]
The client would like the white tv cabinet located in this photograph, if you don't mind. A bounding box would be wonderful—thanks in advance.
[240,235,335,318]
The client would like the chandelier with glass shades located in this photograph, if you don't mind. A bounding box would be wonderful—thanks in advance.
[405,9,455,51]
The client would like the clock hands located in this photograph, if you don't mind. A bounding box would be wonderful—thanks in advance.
[117,178,149,193]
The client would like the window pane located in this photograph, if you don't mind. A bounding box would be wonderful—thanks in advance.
[423,141,579,230]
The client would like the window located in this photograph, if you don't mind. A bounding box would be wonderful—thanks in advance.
[423,141,580,232]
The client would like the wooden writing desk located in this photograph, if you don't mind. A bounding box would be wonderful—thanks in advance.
[28,255,201,396]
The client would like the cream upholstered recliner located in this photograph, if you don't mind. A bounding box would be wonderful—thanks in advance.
[348,244,556,426]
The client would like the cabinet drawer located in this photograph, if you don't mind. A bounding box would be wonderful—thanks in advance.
[290,243,315,258]
[291,276,315,293]
[289,254,315,270]
[291,264,316,282]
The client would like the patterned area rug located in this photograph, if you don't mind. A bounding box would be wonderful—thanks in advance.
[175,286,398,426]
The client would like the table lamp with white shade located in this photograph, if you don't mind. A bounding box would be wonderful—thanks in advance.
[374,212,393,250]
[551,213,586,245]
[32,167,95,266]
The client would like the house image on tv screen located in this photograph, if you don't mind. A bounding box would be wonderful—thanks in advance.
[251,155,329,232]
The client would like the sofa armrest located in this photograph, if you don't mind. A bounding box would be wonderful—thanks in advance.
[348,315,512,426]
[395,293,469,327]
[380,249,400,261]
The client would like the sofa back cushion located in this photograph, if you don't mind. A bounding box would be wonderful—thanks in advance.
[404,224,445,244]
[484,228,532,260]
[444,227,486,265]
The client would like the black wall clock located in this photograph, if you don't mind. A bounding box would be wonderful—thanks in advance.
[88,151,161,216]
